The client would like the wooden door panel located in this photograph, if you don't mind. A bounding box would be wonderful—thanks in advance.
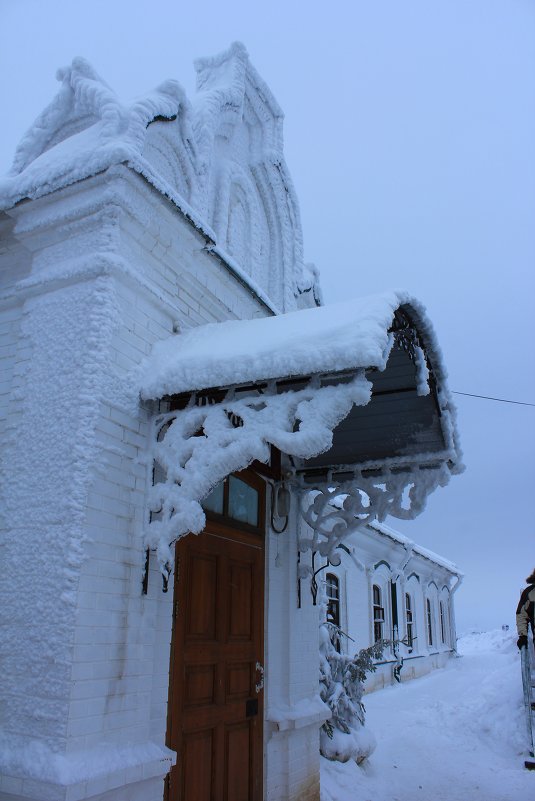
[183,663,216,707]
[225,722,251,801]
[226,662,251,701]
[184,552,218,639]
[168,524,264,801]
[228,561,254,639]
[182,728,214,801]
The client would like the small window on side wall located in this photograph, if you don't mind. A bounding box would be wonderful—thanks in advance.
[326,573,340,627]
[373,584,384,643]
[426,598,434,646]
[440,600,447,644]
[325,573,341,652]
[405,592,414,651]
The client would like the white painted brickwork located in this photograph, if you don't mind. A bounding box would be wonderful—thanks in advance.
[0,167,323,801]
[263,507,324,801]
[0,304,22,447]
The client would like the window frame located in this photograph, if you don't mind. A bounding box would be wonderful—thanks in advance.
[405,591,415,652]
[202,469,266,535]
[440,599,447,644]
[373,584,385,643]
[325,573,341,628]
[426,597,434,647]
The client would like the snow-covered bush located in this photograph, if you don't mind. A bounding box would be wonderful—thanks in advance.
[319,621,387,764]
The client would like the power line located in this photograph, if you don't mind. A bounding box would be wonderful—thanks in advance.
[452,391,535,407]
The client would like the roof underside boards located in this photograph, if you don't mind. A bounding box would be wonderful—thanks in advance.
[300,344,448,478]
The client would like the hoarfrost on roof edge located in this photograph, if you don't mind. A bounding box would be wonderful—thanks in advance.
[138,289,451,400]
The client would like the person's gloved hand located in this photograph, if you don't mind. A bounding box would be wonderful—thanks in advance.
[517,634,528,650]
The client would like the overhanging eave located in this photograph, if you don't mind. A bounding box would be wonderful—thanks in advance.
[140,294,463,575]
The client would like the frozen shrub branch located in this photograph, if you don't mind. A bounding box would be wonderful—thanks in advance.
[320,618,388,764]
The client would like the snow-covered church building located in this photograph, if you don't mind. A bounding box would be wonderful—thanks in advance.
[0,44,463,801]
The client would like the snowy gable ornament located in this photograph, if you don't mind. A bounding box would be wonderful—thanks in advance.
[0,44,312,315]
[0,57,194,210]
[140,291,463,579]
[192,42,307,312]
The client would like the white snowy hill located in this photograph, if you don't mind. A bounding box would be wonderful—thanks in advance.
[322,630,534,801]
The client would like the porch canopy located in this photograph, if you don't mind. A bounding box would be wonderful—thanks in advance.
[139,290,462,572]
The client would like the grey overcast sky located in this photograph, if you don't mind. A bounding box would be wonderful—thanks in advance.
[1,0,533,633]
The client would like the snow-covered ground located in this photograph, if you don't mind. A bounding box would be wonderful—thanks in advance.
[321,630,534,801]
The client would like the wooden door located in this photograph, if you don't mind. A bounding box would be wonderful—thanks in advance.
[167,515,264,801]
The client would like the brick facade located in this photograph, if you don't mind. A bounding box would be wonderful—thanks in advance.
[0,165,323,801]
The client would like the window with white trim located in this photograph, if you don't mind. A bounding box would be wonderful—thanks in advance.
[373,584,385,643]
[326,573,340,628]
[326,573,341,652]
[440,600,447,644]
[405,592,415,651]
[426,598,434,646]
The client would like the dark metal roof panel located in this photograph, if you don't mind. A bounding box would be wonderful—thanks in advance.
[299,343,448,473]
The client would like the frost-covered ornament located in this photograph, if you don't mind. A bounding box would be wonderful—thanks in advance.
[146,373,371,574]
[297,464,451,574]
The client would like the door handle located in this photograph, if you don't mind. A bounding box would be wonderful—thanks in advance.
[255,661,264,693]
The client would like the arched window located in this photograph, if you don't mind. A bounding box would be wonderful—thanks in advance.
[325,573,341,652]
[373,584,384,643]
[426,598,434,646]
[325,573,340,628]
[405,592,414,651]
[440,600,447,644]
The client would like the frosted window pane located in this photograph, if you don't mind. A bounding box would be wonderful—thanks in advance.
[202,482,224,515]
[228,476,258,526]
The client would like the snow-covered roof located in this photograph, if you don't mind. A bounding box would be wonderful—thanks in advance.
[139,290,438,399]
[0,57,192,211]
[368,520,462,576]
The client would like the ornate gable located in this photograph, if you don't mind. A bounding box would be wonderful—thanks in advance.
[0,57,192,210]
[1,46,316,313]
[190,42,307,312]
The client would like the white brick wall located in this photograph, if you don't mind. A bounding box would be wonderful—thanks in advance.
[263,504,323,801]
[0,167,323,801]
[0,303,22,448]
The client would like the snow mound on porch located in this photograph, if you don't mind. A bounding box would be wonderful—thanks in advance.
[139,290,438,398]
